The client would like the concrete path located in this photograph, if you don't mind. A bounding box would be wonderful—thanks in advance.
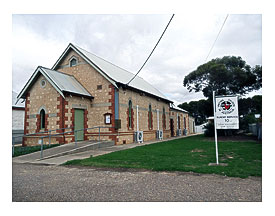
[13,134,200,165]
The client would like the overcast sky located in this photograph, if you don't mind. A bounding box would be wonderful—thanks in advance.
[12,14,262,105]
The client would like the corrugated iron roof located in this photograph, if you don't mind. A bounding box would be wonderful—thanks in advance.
[53,43,172,102]
[12,91,25,108]
[170,105,189,113]
[74,44,169,100]
[40,67,92,98]
[16,66,93,104]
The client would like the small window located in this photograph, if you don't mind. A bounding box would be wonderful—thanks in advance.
[40,109,45,129]
[97,85,102,90]
[70,58,77,67]
[40,79,46,88]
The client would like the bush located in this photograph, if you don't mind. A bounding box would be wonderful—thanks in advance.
[239,113,257,132]
[13,144,60,157]
[204,122,238,137]
[204,122,214,137]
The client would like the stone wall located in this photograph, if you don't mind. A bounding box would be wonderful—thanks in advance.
[22,48,195,146]
[116,87,171,145]
[169,109,190,137]
[55,48,172,145]
[56,49,116,142]
[23,74,61,146]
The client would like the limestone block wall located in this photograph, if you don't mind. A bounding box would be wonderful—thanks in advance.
[169,109,190,136]
[56,49,116,141]
[56,49,112,105]
[23,74,62,146]
[62,94,113,143]
[116,87,171,145]
[55,49,172,144]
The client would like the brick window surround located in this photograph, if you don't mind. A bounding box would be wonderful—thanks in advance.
[127,100,134,130]
[148,104,153,130]
[162,107,166,130]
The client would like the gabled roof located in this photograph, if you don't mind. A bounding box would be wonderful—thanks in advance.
[12,91,25,108]
[52,43,172,103]
[16,66,93,104]
[170,105,189,113]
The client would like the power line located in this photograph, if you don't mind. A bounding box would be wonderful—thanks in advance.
[205,14,229,62]
[127,14,175,85]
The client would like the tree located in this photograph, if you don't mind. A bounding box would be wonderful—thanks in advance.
[183,56,262,100]
[238,95,262,132]
[178,99,212,125]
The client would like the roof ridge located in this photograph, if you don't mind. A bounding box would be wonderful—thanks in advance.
[72,44,138,78]
[68,43,170,102]
[39,66,74,77]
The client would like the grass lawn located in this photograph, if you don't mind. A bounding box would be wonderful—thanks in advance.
[13,144,60,157]
[64,135,262,178]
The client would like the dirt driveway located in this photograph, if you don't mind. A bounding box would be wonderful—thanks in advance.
[12,163,261,202]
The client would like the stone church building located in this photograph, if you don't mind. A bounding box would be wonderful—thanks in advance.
[16,43,195,146]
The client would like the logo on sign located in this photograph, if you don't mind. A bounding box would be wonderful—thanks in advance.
[217,99,235,115]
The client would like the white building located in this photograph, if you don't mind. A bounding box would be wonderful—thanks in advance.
[12,91,25,144]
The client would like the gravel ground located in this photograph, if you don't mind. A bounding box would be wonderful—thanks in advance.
[12,163,262,202]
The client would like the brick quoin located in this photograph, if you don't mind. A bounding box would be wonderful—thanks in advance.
[64,107,75,144]
[71,108,75,131]
[108,84,116,143]
[56,95,65,144]
[68,108,75,143]
[35,114,40,133]
[23,93,30,146]
[64,99,69,128]
[63,99,71,143]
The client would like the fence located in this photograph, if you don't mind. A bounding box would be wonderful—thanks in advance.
[12,130,24,144]
[195,123,207,134]
[248,123,262,140]
[12,126,115,159]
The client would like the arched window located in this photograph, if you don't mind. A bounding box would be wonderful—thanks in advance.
[178,115,181,129]
[128,100,132,129]
[184,117,186,129]
[70,58,77,67]
[40,109,45,129]
[162,107,166,129]
[148,104,152,129]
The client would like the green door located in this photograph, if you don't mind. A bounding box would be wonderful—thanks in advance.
[74,109,84,141]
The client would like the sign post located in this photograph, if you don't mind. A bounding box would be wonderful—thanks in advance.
[212,91,239,165]
[213,91,219,165]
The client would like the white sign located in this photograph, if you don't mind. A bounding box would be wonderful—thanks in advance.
[215,96,239,129]
[105,115,111,124]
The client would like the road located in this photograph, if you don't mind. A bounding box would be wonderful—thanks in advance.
[12,163,262,202]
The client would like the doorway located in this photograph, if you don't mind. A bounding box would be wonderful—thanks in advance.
[170,119,174,137]
[74,109,84,141]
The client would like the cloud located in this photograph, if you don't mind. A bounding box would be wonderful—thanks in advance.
[12,20,67,92]
[12,14,262,103]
